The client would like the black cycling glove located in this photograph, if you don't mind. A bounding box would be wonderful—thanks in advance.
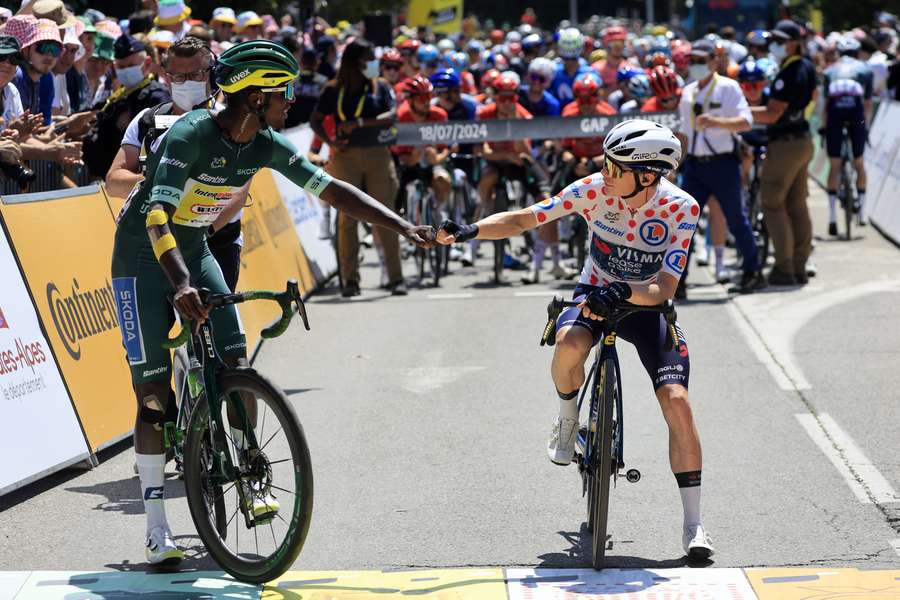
[439,220,479,242]
[586,282,632,317]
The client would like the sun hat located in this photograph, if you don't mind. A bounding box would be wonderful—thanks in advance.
[155,0,191,27]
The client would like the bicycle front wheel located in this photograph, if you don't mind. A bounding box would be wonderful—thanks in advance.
[183,369,313,584]
[590,357,617,570]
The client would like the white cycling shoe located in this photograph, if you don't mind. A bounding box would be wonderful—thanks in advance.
[146,526,184,567]
[242,481,280,524]
[547,416,579,465]
[683,524,715,561]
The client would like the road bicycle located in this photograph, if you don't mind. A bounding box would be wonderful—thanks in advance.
[489,163,528,284]
[540,294,679,568]
[745,144,771,268]
[162,280,313,584]
[837,129,858,241]
[403,164,450,287]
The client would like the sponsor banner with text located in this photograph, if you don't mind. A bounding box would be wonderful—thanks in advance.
[0,225,91,495]
[349,112,681,147]
[0,187,135,451]
[866,101,900,244]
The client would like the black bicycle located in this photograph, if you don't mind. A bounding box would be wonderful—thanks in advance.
[403,164,449,286]
[540,295,679,569]
[162,280,314,583]
[837,129,858,241]
[746,145,770,268]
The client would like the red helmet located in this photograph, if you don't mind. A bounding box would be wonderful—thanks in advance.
[398,38,421,53]
[494,72,519,93]
[480,68,501,90]
[381,48,403,66]
[572,74,600,98]
[404,75,434,97]
[583,35,594,53]
[671,45,690,70]
[648,66,679,98]
[603,26,627,45]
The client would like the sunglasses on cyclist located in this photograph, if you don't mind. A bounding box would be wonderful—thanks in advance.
[602,155,630,179]
[260,81,295,101]
[382,63,400,71]
[659,95,678,104]
[34,41,62,57]
[739,80,766,92]
[166,67,210,84]
[496,92,517,101]
[528,73,547,84]
[688,57,708,66]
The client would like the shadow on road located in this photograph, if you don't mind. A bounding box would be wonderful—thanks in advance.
[536,524,708,569]
[66,475,186,515]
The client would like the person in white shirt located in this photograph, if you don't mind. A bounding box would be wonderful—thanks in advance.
[676,39,765,296]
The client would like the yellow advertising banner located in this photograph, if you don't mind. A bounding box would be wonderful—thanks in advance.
[238,169,316,351]
[406,0,463,34]
[0,187,134,451]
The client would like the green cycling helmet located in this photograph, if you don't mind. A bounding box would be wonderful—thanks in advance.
[215,39,299,94]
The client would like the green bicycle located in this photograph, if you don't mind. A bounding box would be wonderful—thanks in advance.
[162,280,313,584]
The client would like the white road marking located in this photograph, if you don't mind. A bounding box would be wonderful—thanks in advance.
[401,351,486,394]
[731,278,900,391]
[796,413,900,504]
[427,292,474,300]
[513,290,561,297]
[725,303,795,390]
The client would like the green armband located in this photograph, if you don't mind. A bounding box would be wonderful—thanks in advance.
[304,168,333,197]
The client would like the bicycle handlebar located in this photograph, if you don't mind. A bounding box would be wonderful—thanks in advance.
[540,293,679,351]
[163,280,310,349]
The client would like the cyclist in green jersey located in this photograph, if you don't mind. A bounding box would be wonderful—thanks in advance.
[111,40,434,567]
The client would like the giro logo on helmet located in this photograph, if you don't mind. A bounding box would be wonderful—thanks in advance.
[633,152,659,160]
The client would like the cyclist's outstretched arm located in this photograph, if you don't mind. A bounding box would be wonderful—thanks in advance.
[269,131,433,247]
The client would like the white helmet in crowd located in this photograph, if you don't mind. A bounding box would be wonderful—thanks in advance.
[437,38,455,53]
[603,119,681,174]
[528,57,556,81]
[836,36,861,54]
[557,27,584,59]
[506,30,522,43]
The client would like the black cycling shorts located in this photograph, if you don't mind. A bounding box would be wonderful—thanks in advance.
[208,220,242,292]
[557,284,690,390]
[825,107,867,159]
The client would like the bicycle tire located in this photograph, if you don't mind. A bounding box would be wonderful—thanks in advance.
[841,159,853,241]
[748,179,770,268]
[493,183,509,284]
[590,357,617,570]
[183,368,313,584]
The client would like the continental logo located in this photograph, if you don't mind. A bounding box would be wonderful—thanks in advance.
[47,279,119,360]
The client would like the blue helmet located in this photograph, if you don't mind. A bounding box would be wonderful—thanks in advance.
[417,44,439,64]
[616,65,643,83]
[430,68,461,89]
[627,73,652,100]
[738,60,766,82]
[755,57,777,82]
[446,51,468,73]
[746,29,771,47]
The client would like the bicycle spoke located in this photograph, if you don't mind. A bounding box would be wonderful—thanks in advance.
[257,427,284,455]
[267,483,300,498]
[266,458,293,466]
[253,515,259,558]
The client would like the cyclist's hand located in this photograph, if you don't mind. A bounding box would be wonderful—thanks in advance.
[174,285,209,327]
[424,146,439,165]
[405,225,435,248]
[580,282,632,321]
[436,220,460,245]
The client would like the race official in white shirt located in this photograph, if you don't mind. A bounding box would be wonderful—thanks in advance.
[676,39,764,294]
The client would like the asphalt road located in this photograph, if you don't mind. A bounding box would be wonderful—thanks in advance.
[1,182,899,574]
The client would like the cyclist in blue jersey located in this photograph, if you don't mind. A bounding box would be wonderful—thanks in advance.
[518,58,561,117]
[550,27,591,104]
[822,37,874,232]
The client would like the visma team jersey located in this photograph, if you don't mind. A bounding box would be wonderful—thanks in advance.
[115,108,330,251]
[529,175,700,286]
[823,56,873,111]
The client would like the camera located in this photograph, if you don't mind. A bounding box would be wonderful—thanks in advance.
[0,161,36,191]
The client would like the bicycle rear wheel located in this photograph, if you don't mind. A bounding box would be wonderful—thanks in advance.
[492,184,509,284]
[183,369,313,584]
[590,357,617,570]
[841,159,853,241]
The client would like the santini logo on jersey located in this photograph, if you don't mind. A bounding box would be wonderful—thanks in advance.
[160,157,187,169]
[592,220,626,237]
[197,173,227,184]
[678,222,696,231]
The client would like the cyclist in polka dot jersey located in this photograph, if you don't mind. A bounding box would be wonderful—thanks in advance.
[437,120,715,560]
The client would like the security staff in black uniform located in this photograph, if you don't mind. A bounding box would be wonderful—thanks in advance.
[82,34,170,180]
[751,20,817,286]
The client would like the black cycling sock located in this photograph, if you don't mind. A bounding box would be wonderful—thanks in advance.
[556,388,578,401]
[675,470,702,488]
[676,470,702,528]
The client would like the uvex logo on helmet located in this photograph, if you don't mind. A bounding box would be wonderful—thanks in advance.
[229,69,251,84]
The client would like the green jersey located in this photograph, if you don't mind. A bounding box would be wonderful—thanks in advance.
[115,108,331,251]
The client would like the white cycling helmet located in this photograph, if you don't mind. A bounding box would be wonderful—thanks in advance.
[437,38,456,53]
[603,118,681,174]
[557,27,584,59]
[505,30,522,43]
[527,56,556,81]
[836,36,861,54]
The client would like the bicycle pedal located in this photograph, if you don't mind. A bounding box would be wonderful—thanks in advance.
[626,468,641,483]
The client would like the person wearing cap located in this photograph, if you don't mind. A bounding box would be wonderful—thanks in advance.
[210,7,236,43]
[84,33,114,107]
[81,33,169,179]
[750,20,817,286]
[153,0,191,41]
[675,38,765,295]
[8,17,60,124]
[235,11,263,42]
[316,35,337,80]
[31,0,79,29]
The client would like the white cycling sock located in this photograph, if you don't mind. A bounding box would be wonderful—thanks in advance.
[557,389,579,421]
[532,239,546,271]
[136,453,168,534]
[714,246,725,272]
[469,238,480,257]
[828,193,838,223]
[675,470,702,529]
[549,243,562,268]
[857,191,866,220]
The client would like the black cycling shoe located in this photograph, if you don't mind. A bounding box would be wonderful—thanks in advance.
[341,280,361,297]
[389,280,408,296]
[795,270,809,285]
[828,222,838,237]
